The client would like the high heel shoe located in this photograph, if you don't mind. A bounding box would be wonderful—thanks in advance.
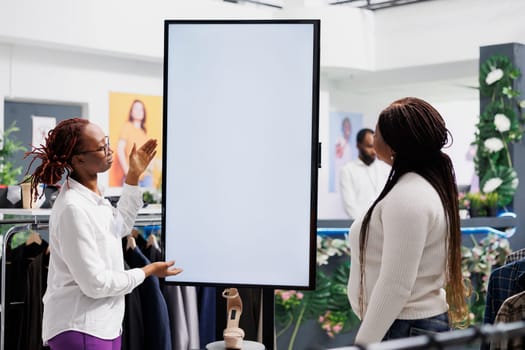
[222,288,245,349]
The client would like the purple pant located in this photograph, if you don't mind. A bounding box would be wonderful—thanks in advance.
[48,331,121,350]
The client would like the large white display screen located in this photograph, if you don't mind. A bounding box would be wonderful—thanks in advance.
[162,20,319,288]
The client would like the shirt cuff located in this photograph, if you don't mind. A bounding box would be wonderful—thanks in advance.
[122,182,142,195]
[121,183,143,205]
[129,267,146,285]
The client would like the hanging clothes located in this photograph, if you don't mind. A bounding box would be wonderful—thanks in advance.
[121,259,145,350]
[506,248,525,265]
[124,246,172,350]
[23,250,50,350]
[142,238,201,350]
[484,258,525,325]
[491,290,525,350]
[197,287,217,347]
[4,236,48,350]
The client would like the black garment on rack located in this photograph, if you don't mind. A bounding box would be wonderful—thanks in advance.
[125,246,172,350]
[122,259,145,350]
[5,240,48,350]
[198,287,217,346]
[22,250,50,350]
[142,244,162,263]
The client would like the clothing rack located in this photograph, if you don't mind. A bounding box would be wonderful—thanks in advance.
[0,214,163,350]
[0,222,49,350]
[334,321,525,350]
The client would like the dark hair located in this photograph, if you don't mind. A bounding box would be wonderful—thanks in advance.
[356,128,374,145]
[358,97,468,326]
[24,118,89,201]
[341,117,351,132]
[128,99,147,133]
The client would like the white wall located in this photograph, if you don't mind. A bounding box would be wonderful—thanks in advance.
[0,0,274,61]
[0,44,164,184]
[0,44,10,132]
[374,0,525,69]
[277,6,375,70]
[0,0,523,218]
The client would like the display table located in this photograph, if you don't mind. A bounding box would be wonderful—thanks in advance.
[206,340,265,350]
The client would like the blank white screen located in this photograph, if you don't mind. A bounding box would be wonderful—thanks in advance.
[164,22,317,287]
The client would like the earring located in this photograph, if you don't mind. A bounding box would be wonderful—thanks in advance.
[390,155,394,161]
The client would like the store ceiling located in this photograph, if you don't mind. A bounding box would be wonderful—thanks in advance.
[219,0,478,102]
[222,0,438,10]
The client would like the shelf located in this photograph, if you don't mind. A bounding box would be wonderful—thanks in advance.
[0,204,161,217]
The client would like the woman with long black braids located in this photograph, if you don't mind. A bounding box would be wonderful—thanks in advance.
[347,97,468,344]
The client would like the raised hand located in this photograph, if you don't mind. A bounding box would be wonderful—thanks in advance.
[125,139,157,186]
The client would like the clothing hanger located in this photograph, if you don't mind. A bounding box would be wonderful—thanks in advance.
[147,234,159,250]
[25,229,42,246]
[126,235,137,251]
[131,228,140,239]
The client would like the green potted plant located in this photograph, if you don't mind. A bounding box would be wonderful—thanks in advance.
[466,192,488,217]
[275,236,359,350]
[458,192,471,219]
[474,54,524,209]
[0,121,27,185]
[485,192,499,217]
[0,121,27,208]
[461,234,511,323]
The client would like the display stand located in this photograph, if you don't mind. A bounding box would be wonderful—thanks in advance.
[262,288,275,350]
[206,340,265,350]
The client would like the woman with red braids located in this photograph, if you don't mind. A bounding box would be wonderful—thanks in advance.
[25,118,182,350]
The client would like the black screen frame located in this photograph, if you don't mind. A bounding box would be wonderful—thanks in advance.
[161,19,320,290]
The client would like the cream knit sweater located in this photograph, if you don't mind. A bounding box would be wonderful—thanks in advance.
[347,172,449,344]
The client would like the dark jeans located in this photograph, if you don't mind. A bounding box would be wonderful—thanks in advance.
[383,312,450,341]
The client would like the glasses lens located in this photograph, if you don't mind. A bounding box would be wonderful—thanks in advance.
[104,136,109,156]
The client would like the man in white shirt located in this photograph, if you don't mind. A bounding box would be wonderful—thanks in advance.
[339,128,390,219]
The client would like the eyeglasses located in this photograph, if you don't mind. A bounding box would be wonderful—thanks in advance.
[76,136,110,156]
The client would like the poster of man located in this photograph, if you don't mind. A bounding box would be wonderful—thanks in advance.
[108,92,163,189]
[329,111,362,193]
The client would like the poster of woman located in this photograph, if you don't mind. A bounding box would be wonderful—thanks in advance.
[108,92,163,189]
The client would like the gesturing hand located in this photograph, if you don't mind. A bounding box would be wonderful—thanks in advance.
[125,139,157,186]
[142,261,183,278]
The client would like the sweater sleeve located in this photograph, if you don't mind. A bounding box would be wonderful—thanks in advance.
[354,190,432,344]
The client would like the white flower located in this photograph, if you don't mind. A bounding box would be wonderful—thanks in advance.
[512,177,519,189]
[494,114,511,132]
[483,177,503,193]
[317,253,329,266]
[485,68,504,85]
[484,137,504,153]
[520,100,525,108]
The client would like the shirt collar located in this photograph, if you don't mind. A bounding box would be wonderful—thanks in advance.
[356,158,373,167]
[67,178,111,206]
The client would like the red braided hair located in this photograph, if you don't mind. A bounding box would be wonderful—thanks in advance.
[24,118,89,201]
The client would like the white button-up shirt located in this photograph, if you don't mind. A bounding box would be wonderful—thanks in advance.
[42,178,146,343]
[339,159,390,219]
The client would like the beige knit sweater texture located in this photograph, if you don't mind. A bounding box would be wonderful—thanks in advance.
[347,172,449,344]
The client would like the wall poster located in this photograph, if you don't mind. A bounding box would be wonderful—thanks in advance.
[329,111,363,193]
[108,92,163,189]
